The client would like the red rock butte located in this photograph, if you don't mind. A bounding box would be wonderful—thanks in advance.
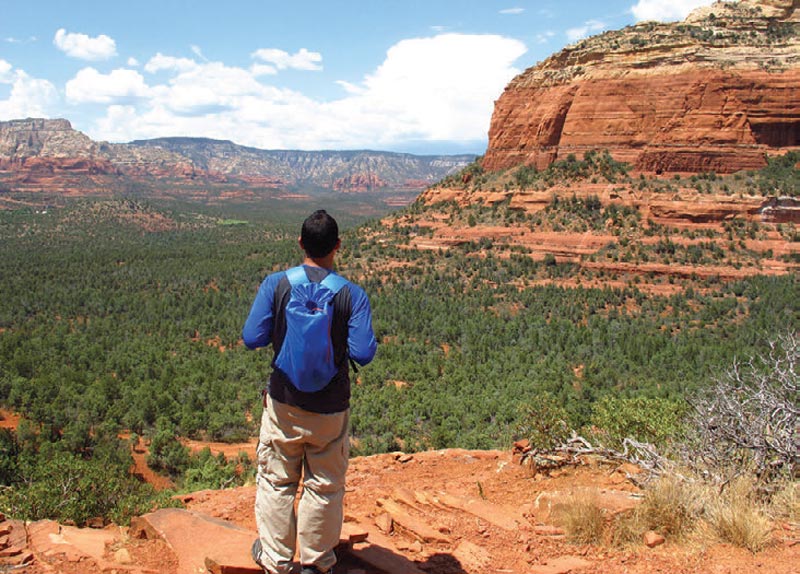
[482,0,800,174]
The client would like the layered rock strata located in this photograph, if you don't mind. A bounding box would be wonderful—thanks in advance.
[0,119,473,194]
[483,0,800,173]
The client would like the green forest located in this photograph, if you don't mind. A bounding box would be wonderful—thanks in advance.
[0,160,797,524]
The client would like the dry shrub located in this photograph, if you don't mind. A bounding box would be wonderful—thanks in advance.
[608,509,644,547]
[638,475,702,539]
[685,332,798,484]
[705,478,773,553]
[768,480,800,523]
[606,475,704,548]
[554,491,606,544]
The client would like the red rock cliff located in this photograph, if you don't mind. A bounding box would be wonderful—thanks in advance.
[483,0,800,174]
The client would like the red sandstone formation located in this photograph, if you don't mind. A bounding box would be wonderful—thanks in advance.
[483,0,800,174]
[333,172,388,192]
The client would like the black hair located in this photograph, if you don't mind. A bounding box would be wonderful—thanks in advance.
[301,210,339,258]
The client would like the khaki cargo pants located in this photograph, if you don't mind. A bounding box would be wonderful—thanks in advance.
[254,395,349,574]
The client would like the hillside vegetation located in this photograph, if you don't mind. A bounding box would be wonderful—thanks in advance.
[0,155,797,526]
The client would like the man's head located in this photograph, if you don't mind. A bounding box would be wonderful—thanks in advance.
[300,210,340,258]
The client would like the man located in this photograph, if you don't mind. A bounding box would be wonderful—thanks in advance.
[243,210,377,574]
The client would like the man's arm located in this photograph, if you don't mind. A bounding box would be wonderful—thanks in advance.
[347,285,378,366]
[242,273,281,349]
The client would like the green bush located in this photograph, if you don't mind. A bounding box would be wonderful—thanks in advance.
[0,439,176,525]
[147,419,190,477]
[182,447,250,491]
[589,396,686,449]
[514,394,570,451]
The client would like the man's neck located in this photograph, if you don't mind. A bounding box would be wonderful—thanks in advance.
[303,255,335,270]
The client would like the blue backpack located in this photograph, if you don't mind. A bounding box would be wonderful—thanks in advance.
[275,266,349,392]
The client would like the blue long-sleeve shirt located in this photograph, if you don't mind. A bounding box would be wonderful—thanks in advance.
[243,265,377,413]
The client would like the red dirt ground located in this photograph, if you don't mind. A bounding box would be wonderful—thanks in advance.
[1,409,798,573]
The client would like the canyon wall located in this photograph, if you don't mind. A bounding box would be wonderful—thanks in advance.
[483,0,800,173]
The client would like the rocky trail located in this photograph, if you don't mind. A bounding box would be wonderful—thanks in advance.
[3,448,798,574]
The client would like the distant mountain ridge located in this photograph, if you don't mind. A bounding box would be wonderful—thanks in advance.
[0,118,475,194]
[128,136,473,190]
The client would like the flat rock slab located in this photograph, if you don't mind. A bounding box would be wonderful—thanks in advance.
[434,491,523,531]
[131,508,261,574]
[28,520,115,562]
[347,526,427,574]
[6,520,27,551]
[376,498,450,544]
[131,508,370,574]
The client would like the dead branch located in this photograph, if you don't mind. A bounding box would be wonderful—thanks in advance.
[520,432,676,486]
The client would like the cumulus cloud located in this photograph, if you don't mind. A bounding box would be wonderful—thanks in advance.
[84,33,526,151]
[325,33,527,145]
[65,67,149,104]
[335,80,365,95]
[251,48,323,71]
[127,57,140,67]
[630,0,716,22]
[0,65,58,119]
[53,28,117,61]
[250,63,278,77]
[149,61,275,115]
[566,19,607,42]
[144,53,198,74]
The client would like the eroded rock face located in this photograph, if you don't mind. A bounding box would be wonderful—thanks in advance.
[483,0,800,173]
[0,119,473,195]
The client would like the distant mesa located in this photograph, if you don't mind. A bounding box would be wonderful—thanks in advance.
[0,118,475,196]
[482,0,800,174]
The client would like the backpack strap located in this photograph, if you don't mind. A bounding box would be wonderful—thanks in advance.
[321,271,349,294]
[284,266,308,287]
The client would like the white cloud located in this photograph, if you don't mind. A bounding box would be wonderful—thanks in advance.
[0,59,12,83]
[630,0,716,22]
[83,33,526,151]
[251,48,323,71]
[65,67,149,104]
[535,31,556,44]
[566,19,607,42]
[53,28,117,61]
[127,57,140,67]
[144,53,198,74]
[250,63,278,77]
[326,34,527,145]
[500,7,525,15]
[5,36,37,44]
[190,45,208,61]
[0,67,58,119]
[149,61,274,115]
[335,80,365,95]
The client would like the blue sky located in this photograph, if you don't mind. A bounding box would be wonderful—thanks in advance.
[0,0,717,154]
